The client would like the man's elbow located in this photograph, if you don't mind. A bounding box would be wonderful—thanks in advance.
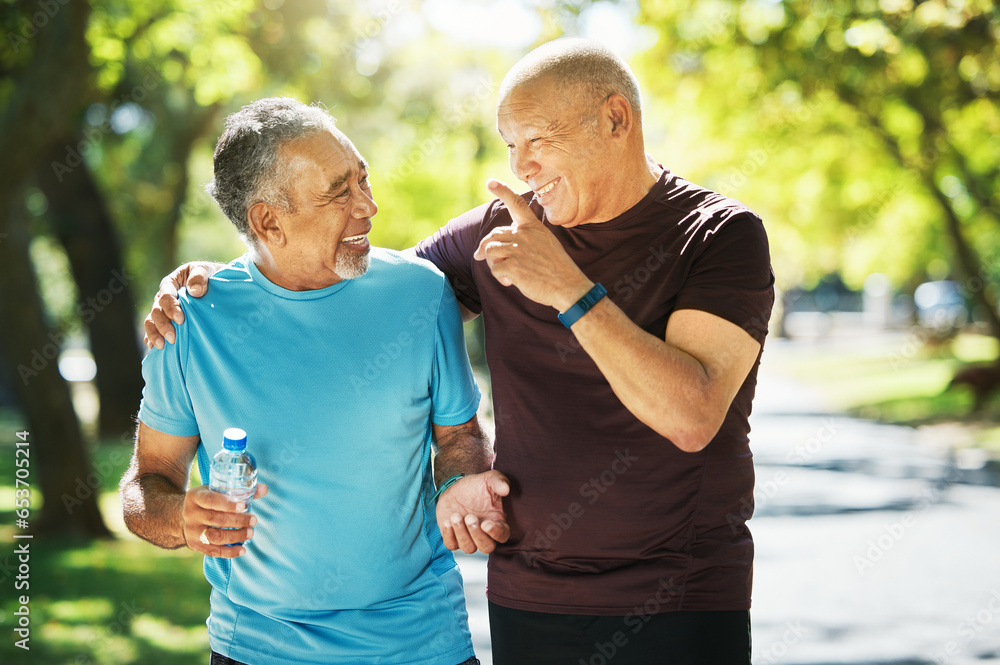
[671,431,715,453]
[649,411,723,454]
[664,427,715,453]
[118,480,140,535]
[118,469,148,537]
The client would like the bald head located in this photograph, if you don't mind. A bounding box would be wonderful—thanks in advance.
[498,38,643,126]
[494,38,659,228]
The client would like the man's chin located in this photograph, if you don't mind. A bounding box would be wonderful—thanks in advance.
[539,205,570,227]
[335,249,371,280]
[543,208,589,228]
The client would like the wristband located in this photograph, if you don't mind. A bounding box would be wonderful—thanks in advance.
[432,473,466,503]
[557,283,607,329]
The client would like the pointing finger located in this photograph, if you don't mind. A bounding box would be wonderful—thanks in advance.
[487,179,542,228]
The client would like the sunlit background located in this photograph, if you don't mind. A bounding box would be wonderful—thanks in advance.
[1,0,999,663]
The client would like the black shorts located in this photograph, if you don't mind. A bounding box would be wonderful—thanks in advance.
[489,601,750,665]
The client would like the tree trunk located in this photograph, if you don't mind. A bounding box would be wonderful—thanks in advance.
[924,173,1000,340]
[144,101,221,281]
[859,107,1000,342]
[0,1,111,538]
[0,195,112,539]
[38,137,144,442]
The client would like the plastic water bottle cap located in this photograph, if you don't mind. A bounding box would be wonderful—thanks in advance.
[222,428,247,450]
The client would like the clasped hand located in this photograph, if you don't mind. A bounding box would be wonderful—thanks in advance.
[436,470,511,554]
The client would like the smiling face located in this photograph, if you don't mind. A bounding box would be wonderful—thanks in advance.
[497,76,626,229]
[255,129,377,290]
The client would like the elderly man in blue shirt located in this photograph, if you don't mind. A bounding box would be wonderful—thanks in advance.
[119,97,508,665]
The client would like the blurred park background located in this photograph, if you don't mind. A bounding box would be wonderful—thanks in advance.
[1,0,999,663]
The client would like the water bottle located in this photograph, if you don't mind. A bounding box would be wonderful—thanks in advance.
[209,428,257,546]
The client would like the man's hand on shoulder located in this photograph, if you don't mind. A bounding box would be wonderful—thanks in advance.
[437,470,511,554]
[143,261,225,349]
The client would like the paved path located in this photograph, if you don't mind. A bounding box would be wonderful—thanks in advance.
[456,338,1000,664]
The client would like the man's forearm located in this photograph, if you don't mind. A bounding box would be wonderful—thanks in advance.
[120,473,188,550]
[570,298,717,448]
[567,295,763,453]
[433,417,493,487]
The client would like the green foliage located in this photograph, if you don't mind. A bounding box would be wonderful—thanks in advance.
[82,0,262,297]
[636,0,1000,293]
[12,0,1000,315]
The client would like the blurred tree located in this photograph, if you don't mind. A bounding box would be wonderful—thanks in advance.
[84,0,260,290]
[637,0,999,336]
[36,133,143,440]
[0,0,265,535]
[0,1,111,537]
[25,0,266,440]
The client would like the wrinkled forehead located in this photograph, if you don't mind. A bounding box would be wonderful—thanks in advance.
[496,77,576,136]
[280,129,367,188]
[325,128,364,162]
[498,74,561,111]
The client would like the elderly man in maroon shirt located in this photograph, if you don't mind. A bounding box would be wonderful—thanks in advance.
[145,37,773,665]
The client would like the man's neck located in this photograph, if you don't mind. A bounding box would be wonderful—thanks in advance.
[587,151,662,226]
[249,245,340,292]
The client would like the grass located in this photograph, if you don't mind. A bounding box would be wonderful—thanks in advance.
[2,538,212,665]
[768,331,1000,453]
[1,440,212,665]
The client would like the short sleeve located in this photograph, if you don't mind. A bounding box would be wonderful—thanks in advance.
[137,318,200,437]
[429,280,482,426]
[414,201,495,315]
[673,213,775,343]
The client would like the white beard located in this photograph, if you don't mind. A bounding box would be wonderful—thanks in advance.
[336,247,371,280]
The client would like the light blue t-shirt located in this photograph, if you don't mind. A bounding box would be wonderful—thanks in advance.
[138,248,480,665]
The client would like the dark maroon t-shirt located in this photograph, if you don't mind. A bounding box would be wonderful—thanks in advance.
[416,169,774,614]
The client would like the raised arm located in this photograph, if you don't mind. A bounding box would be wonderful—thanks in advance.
[476,179,763,453]
[143,261,227,349]
[433,415,510,554]
[120,421,267,558]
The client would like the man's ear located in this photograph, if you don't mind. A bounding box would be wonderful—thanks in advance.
[604,93,633,138]
[248,202,285,247]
